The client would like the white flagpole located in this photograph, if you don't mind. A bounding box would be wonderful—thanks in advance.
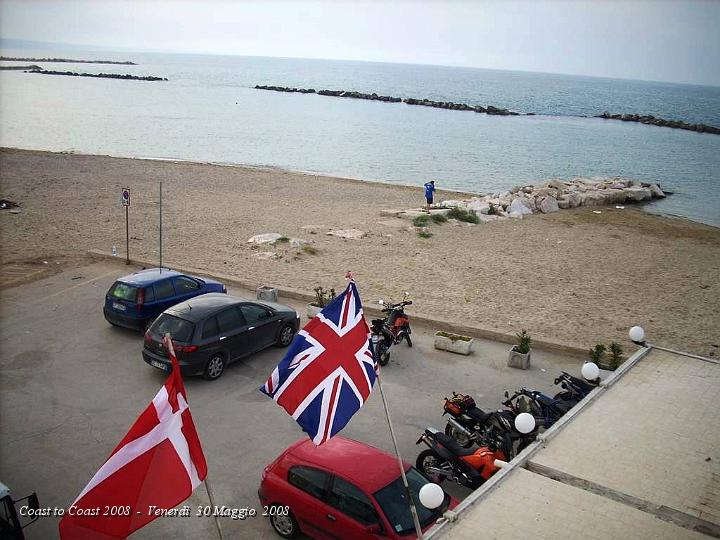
[376,371,424,539]
[164,334,223,540]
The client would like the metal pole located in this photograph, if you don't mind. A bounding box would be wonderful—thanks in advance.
[376,372,424,539]
[204,477,225,540]
[125,205,130,265]
[159,181,163,273]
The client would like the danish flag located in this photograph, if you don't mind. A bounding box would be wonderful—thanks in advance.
[261,281,377,444]
[59,335,207,539]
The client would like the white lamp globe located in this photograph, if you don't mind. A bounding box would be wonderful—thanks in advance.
[629,326,645,344]
[581,362,600,381]
[419,483,445,509]
[514,412,535,434]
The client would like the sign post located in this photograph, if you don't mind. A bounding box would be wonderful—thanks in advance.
[121,188,130,265]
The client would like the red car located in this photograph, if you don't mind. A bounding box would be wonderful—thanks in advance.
[258,436,458,539]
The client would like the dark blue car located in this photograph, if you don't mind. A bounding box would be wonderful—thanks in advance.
[103,268,226,332]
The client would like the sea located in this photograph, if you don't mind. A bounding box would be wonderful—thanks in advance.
[1,46,719,227]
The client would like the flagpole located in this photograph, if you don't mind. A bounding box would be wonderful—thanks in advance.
[204,477,224,540]
[376,371,425,539]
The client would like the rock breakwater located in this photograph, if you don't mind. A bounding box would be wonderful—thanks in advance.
[27,69,167,82]
[595,112,720,135]
[437,177,668,221]
[254,85,523,116]
[1,56,136,65]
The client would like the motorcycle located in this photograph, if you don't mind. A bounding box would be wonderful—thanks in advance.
[370,293,413,366]
[416,427,506,489]
[502,387,577,429]
[442,392,536,458]
[554,371,598,401]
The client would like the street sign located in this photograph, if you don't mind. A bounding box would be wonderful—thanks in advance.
[121,188,130,207]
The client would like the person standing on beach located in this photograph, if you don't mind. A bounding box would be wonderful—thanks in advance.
[424,180,436,213]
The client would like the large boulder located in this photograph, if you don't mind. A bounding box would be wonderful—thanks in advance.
[538,196,559,214]
[509,198,533,216]
[623,187,652,202]
[248,233,283,244]
[648,184,666,198]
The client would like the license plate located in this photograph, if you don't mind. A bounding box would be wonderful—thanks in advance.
[151,360,169,371]
[112,302,126,311]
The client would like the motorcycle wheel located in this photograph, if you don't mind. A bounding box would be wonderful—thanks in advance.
[416,449,445,484]
[377,342,390,366]
[405,334,412,347]
[444,422,473,449]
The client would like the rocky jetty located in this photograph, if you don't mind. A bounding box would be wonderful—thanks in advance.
[1,56,136,65]
[595,112,720,135]
[437,177,668,221]
[0,64,41,70]
[254,85,523,116]
[27,69,167,82]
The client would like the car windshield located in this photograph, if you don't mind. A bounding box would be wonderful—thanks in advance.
[373,467,443,535]
[151,314,195,342]
[109,282,138,302]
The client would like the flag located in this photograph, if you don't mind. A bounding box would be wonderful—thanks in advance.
[261,281,377,444]
[59,335,207,539]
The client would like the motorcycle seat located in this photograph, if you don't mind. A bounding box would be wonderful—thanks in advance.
[371,319,385,325]
[467,407,491,425]
[433,432,477,457]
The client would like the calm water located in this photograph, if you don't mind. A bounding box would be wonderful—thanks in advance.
[1,48,719,226]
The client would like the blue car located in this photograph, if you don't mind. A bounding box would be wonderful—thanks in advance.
[103,268,226,332]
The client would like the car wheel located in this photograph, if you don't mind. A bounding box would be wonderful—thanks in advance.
[445,422,473,448]
[203,354,226,381]
[276,324,295,347]
[416,449,445,484]
[269,507,300,539]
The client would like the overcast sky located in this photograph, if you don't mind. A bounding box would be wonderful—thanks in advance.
[2,0,719,85]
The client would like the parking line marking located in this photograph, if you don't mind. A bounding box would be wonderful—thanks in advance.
[26,269,120,306]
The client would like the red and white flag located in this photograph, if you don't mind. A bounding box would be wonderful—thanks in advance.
[59,335,207,539]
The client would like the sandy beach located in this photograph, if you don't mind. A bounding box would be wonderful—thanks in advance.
[1,147,718,355]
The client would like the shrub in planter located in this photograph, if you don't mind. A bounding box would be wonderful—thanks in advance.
[434,331,474,355]
[508,329,532,369]
[307,286,336,318]
[608,342,624,370]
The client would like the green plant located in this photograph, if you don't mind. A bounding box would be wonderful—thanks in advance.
[413,214,430,227]
[608,342,623,369]
[447,207,480,224]
[313,286,336,307]
[301,245,319,255]
[589,343,607,364]
[487,203,497,215]
[417,229,433,238]
[436,331,472,342]
[514,329,532,354]
[431,213,448,224]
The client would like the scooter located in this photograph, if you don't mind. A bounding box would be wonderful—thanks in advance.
[416,427,506,490]
[370,293,413,366]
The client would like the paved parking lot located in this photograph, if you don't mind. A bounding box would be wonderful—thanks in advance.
[0,261,584,539]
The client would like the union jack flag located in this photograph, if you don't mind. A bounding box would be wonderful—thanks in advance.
[260,281,377,444]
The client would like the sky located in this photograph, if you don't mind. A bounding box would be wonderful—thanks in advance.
[1,0,719,86]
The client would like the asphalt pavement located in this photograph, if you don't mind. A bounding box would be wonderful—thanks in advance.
[0,261,584,539]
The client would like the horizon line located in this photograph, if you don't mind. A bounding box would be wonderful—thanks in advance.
[2,37,719,89]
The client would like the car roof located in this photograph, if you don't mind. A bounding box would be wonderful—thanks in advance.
[116,268,183,285]
[288,436,408,493]
[165,293,248,322]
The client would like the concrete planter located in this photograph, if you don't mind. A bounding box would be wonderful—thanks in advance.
[306,303,323,319]
[508,347,531,369]
[434,331,474,355]
[256,285,278,303]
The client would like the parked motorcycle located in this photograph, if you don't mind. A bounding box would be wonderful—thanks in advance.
[370,293,413,366]
[416,427,506,489]
[442,392,536,458]
[554,371,598,401]
[502,387,576,429]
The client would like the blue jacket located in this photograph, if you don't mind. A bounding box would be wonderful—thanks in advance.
[424,182,435,198]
